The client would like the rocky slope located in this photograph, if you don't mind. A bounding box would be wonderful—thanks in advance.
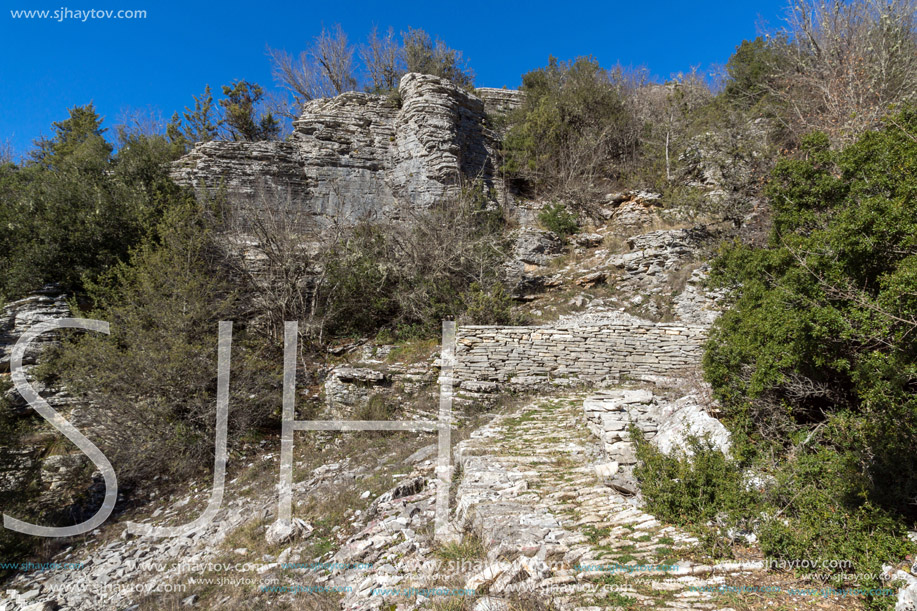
[4,72,915,611]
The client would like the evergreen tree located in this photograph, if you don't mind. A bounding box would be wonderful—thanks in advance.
[219,80,279,141]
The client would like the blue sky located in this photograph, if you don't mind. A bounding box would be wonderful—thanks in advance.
[1,0,790,158]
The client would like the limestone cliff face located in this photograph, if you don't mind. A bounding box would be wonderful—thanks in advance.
[170,73,513,228]
[475,87,525,115]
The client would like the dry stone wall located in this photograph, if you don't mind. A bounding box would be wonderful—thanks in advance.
[454,319,707,389]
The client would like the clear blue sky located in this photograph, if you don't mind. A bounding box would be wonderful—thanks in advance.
[1,0,789,158]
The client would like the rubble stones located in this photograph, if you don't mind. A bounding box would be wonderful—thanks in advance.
[265,518,312,546]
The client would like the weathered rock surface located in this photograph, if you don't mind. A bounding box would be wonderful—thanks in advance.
[601,192,663,232]
[653,393,731,457]
[0,285,70,373]
[475,87,525,116]
[583,387,731,468]
[673,264,725,325]
[171,73,510,230]
[452,394,762,609]
[0,286,84,500]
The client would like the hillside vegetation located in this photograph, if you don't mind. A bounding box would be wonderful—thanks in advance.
[1,1,917,609]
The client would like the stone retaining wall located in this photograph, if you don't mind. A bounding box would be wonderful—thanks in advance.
[454,320,706,388]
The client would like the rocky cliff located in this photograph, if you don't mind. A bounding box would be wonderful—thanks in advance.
[170,73,513,230]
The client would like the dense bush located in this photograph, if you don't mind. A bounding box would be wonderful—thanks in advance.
[0,105,185,301]
[697,107,917,607]
[312,185,513,340]
[722,37,789,112]
[537,202,579,237]
[503,56,641,202]
[633,428,760,528]
[53,202,279,484]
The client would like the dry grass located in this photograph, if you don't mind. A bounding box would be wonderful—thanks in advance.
[385,338,439,364]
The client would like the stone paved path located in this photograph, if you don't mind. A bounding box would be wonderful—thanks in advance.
[454,393,764,610]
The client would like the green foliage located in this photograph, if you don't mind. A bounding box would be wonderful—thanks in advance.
[633,428,759,527]
[219,80,280,142]
[166,84,221,146]
[461,282,519,325]
[706,110,917,470]
[699,107,917,607]
[722,37,787,111]
[433,534,485,561]
[30,103,112,168]
[401,27,474,88]
[315,186,510,339]
[757,443,912,594]
[537,202,579,236]
[504,56,640,200]
[54,202,278,483]
[0,104,188,301]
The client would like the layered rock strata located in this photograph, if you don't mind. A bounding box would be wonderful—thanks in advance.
[170,73,510,230]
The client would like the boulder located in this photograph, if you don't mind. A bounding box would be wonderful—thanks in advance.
[653,394,731,457]
[265,518,312,546]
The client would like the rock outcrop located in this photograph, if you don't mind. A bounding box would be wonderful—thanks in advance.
[171,74,511,230]
[0,285,70,374]
[0,286,90,508]
[475,87,525,116]
[584,388,731,467]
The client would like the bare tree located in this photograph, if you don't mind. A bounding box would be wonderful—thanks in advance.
[0,139,14,164]
[268,23,358,117]
[636,69,713,181]
[360,25,405,93]
[230,185,320,342]
[312,24,358,95]
[114,105,167,146]
[768,0,917,142]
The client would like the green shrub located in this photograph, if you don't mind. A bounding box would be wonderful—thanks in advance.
[461,282,518,325]
[0,105,186,302]
[632,427,759,528]
[700,107,917,608]
[722,37,788,112]
[537,203,579,237]
[402,27,474,88]
[705,110,917,507]
[314,185,510,339]
[756,445,912,595]
[503,56,640,201]
[53,202,278,484]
